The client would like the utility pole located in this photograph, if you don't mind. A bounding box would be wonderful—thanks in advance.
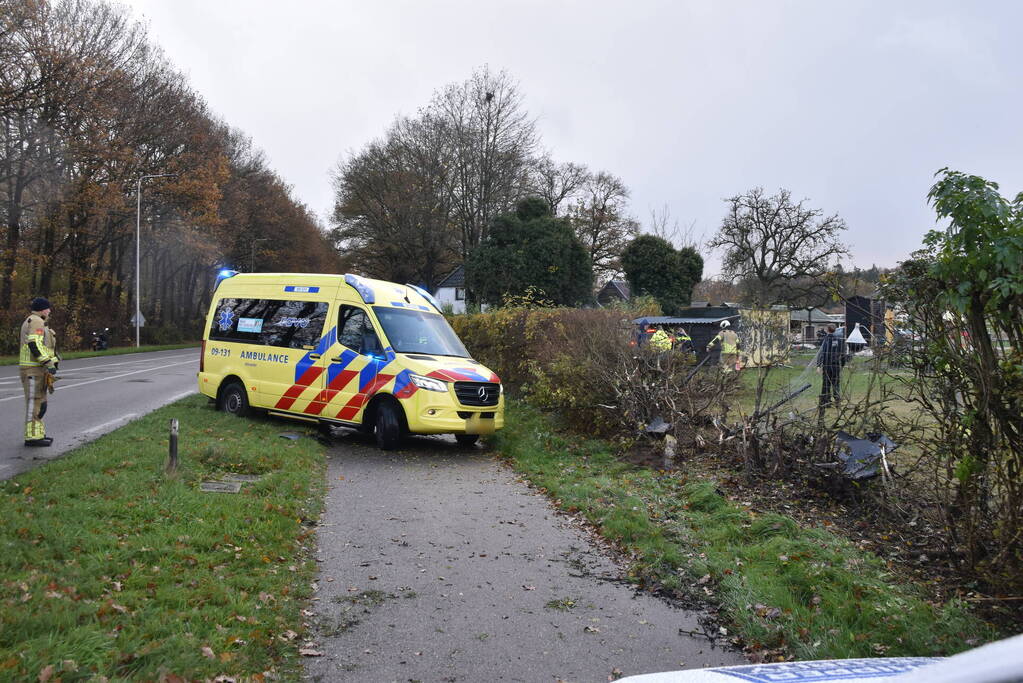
[250,238,269,272]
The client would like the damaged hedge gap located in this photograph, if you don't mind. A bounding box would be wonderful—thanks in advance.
[492,401,994,660]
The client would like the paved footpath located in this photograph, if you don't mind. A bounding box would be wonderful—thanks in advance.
[305,433,743,683]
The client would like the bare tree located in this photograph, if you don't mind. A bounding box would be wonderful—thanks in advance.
[691,276,743,304]
[331,112,459,290]
[569,171,638,280]
[529,156,588,215]
[648,204,702,251]
[709,188,849,307]
[432,66,539,260]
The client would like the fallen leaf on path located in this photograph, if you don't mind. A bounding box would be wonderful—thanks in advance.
[299,648,324,657]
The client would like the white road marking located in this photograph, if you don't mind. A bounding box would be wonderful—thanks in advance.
[0,359,196,403]
[62,352,196,370]
[81,413,138,435]
[0,351,196,376]
[78,391,194,436]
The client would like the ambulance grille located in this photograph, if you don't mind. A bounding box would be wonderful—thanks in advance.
[453,382,500,407]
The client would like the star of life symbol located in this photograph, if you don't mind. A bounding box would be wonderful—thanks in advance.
[217,309,235,331]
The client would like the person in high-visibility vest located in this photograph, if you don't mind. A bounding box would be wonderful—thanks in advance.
[707,319,740,371]
[19,297,58,446]
[649,326,672,352]
[676,326,694,354]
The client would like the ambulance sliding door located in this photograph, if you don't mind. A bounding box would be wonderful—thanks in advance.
[245,299,330,412]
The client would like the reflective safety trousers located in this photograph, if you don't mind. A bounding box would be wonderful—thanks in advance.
[21,366,48,439]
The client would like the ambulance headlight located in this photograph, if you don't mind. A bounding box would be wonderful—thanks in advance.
[409,374,447,392]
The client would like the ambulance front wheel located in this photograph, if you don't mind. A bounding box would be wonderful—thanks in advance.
[219,381,250,417]
[374,400,405,450]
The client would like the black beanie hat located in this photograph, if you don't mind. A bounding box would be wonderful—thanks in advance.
[30,297,51,311]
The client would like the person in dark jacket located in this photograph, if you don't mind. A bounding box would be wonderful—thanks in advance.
[816,323,847,414]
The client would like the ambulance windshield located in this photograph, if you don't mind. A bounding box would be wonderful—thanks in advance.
[373,307,470,358]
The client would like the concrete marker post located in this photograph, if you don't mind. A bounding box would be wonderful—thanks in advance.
[167,418,179,475]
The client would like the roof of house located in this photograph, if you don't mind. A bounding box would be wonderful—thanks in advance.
[789,308,834,323]
[435,265,465,290]
[607,280,631,299]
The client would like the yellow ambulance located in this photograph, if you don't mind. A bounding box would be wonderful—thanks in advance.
[198,272,503,449]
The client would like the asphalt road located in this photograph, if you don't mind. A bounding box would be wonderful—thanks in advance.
[0,348,199,480]
[305,434,744,683]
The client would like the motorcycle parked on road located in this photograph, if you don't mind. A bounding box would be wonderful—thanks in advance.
[91,327,109,351]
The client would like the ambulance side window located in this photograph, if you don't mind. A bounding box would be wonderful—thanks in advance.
[209,298,271,343]
[209,298,327,349]
[337,305,380,354]
[262,300,328,349]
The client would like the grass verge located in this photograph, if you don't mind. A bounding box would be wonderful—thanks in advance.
[0,343,198,366]
[0,395,325,680]
[493,399,996,660]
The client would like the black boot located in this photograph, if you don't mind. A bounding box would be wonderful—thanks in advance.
[24,437,53,447]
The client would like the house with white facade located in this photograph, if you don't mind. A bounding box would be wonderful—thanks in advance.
[434,265,466,314]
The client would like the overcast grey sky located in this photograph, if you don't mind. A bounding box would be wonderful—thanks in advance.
[119,0,1022,275]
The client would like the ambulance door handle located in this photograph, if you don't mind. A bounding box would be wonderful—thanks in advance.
[329,356,345,363]
[308,353,321,360]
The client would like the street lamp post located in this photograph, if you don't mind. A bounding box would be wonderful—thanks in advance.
[250,238,269,272]
[135,173,177,347]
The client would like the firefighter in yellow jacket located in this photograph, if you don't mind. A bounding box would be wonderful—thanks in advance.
[707,319,740,371]
[19,297,57,447]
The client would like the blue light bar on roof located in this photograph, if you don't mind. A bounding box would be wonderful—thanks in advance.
[214,269,238,290]
[406,284,442,313]
[344,274,375,304]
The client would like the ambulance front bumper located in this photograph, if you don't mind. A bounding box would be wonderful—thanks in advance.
[403,390,504,435]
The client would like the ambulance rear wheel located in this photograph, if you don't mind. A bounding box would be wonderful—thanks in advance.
[219,382,250,417]
[455,434,479,447]
[374,400,405,451]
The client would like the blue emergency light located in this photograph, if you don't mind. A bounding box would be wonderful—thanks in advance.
[344,273,375,304]
[406,284,442,313]
[214,269,238,289]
